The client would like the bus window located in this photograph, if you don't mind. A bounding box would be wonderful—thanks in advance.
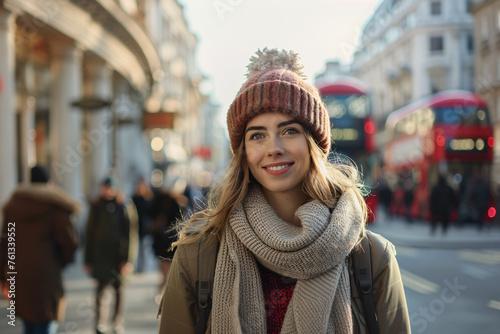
[442,108,460,123]
[326,100,346,119]
[324,95,360,129]
[434,107,491,124]
[348,95,369,118]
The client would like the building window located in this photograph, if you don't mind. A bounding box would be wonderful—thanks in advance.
[467,34,474,53]
[431,1,441,15]
[466,0,474,13]
[430,36,444,53]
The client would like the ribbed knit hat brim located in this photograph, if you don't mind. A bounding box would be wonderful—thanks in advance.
[227,70,331,154]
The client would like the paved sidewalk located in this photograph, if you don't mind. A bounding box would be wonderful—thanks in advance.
[368,212,500,248]
[0,242,163,334]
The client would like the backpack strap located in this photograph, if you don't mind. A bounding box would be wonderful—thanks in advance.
[195,237,219,334]
[352,234,380,334]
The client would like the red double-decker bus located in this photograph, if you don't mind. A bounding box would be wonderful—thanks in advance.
[316,77,377,157]
[316,77,378,221]
[384,90,495,222]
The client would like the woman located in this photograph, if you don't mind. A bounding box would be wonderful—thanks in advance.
[158,48,410,333]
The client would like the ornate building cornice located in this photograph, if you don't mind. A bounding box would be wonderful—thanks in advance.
[6,0,161,95]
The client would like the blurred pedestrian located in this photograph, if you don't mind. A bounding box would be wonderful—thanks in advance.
[158,48,410,333]
[0,165,80,334]
[149,187,185,301]
[392,180,406,217]
[430,175,457,235]
[404,179,414,223]
[378,179,393,220]
[131,176,154,273]
[84,177,138,334]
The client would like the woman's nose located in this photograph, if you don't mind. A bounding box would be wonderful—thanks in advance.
[267,136,284,157]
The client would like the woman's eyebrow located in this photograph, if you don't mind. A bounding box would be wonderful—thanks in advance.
[245,120,300,133]
[245,126,266,133]
[278,120,300,128]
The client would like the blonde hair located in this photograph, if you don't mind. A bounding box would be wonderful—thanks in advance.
[173,130,368,247]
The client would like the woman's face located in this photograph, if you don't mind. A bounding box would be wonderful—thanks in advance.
[244,112,311,195]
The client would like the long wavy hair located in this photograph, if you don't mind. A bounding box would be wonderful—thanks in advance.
[173,128,368,247]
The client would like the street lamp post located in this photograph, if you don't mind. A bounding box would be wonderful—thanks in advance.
[72,96,137,193]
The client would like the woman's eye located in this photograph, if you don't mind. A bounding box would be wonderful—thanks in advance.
[249,133,264,140]
[284,128,299,135]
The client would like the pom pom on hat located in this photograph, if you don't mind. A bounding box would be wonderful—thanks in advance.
[246,48,305,79]
[227,48,331,154]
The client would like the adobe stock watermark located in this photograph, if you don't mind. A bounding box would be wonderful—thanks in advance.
[410,277,467,333]
[50,93,141,183]
[62,269,124,333]
[17,0,69,44]
[51,116,113,182]
[339,4,400,59]
[476,74,497,99]
[212,0,244,21]
[62,295,94,334]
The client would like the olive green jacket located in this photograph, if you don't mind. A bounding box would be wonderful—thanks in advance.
[158,230,411,334]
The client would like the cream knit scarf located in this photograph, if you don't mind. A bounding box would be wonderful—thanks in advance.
[212,186,364,334]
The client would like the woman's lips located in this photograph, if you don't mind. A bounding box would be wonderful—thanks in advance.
[263,163,293,175]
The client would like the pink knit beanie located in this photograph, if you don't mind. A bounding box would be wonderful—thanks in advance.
[227,48,331,154]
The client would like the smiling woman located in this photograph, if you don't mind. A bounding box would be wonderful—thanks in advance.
[245,114,310,191]
[245,113,311,226]
[157,48,411,334]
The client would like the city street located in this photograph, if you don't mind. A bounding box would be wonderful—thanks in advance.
[1,217,500,334]
[369,215,500,334]
[0,240,163,334]
[397,246,500,334]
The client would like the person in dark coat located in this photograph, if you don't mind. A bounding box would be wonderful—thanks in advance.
[0,165,80,334]
[403,179,414,223]
[84,178,138,334]
[131,177,153,273]
[148,188,185,298]
[429,175,458,235]
[378,179,393,220]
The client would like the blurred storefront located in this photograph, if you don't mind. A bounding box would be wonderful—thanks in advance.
[0,0,219,216]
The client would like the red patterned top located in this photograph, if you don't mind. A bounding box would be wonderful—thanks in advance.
[258,263,297,334]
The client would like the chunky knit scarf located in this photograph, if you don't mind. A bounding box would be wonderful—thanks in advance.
[212,186,364,334]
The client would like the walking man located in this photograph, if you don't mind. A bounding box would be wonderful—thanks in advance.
[84,178,138,334]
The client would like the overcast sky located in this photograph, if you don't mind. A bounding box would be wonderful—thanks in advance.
[178,0,381,114]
